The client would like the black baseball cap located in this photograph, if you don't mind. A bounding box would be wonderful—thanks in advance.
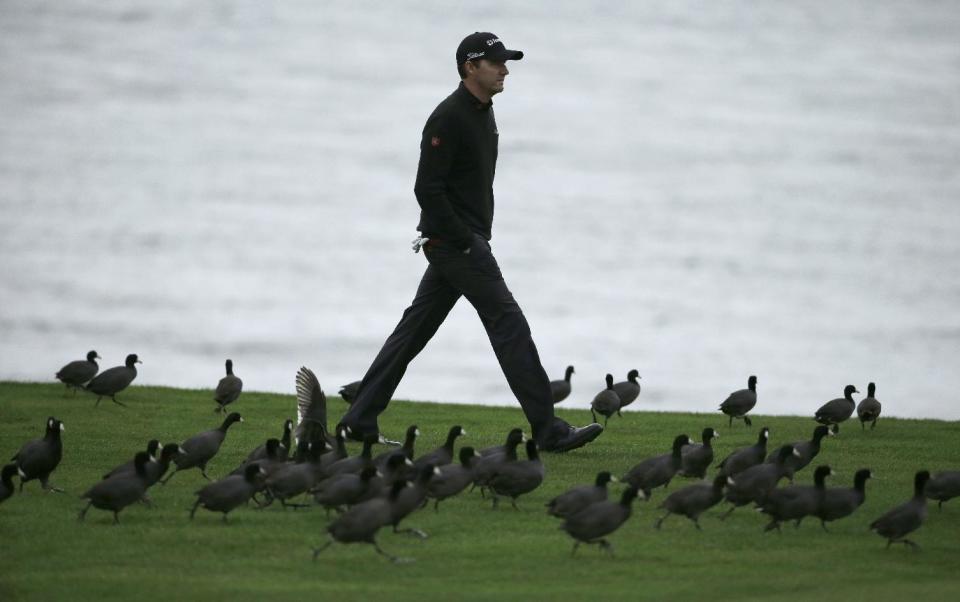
[456,32,524,66]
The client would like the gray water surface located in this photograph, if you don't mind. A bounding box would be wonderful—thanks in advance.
[2,1,959,420]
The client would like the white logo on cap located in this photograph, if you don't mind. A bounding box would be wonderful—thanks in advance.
[486,38,502,46]
[466,51,485,59]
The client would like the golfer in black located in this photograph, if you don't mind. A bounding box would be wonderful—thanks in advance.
[338,32,602,453]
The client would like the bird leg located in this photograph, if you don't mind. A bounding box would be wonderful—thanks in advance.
[111,396,128,408]
[394,524,428,539]
[222,512,229,524]
[189,499,201,520]
[591,410,598,423]
[598,539,614,556]
[654,515,666,530]
[433,499,441,513]
[113,511,121,525]
[719,505,736,521]
[374,542,413,564]
[95,396,103,407]
[312,540,333,561]
[78,502,92,522]
[511,498,520,510]
[763,520,782,533]
[200,468,212,482]
[744,416,753,427]
[820,520,830,533]
[491,495,500,510]
[794,518,803,529]
[571,542,580,557]
[693,517,703,531]
[160,470,178,486]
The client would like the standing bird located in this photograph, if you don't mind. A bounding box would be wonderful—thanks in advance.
[85,353,141,407]
[622,434,693,494]
[655,474,728,531]
[162,412,243,484]
[857,382,882,430]
[814,384,859,430]
[313,480,410,564]
[613,369,641,415]
[312,466,382,515]
[472,428,525,494]
[489,439,545,509]
[721,445,800,520]
[562,487,645,556]
[55,350,100,395]
[766,425,834,481]
[414,425,466,470]
[12,417,65,492]
[680,428,719,479]
[190,463,265,523]
[591,374,620,427]
[717,427,770,477]
[546,471,617,519]
[550,365,575,404]
[719,375,757,427]
[79,452,155,524]
[374,425,419,472]
[758,465,833,532]
[870,470,930,550]
[338,380,361,404]
[389,464,441,538]
[924,470,960,510]
[1,464,18,504]
[427,447,481,512]
[817,468,872,531]
[214,359,243,413]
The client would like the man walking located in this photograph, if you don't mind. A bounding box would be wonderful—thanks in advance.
[338,32,602,453]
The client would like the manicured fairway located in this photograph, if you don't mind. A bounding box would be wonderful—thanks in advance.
[1,382,958,601]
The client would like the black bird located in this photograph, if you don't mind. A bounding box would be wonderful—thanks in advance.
[143,443,184,489]
[591,374,620,427]
[550,365,575,404]
[766,425,834,481]
[427,447,480,512]
[924,470,960,510]
[546,471,616,519]
[85,353,141,407]
[717,427,770,477]
[338,380,361,404]
[55,350,100,394]
[265,441,332,508]
[295,366,329,447]
[472,428,525,494]
[214,359,243,413]
[79,451,155,524]
[719,375,757,427]
[680,428,719,478]
[103,439,160,480]
[721,445,800,520]
[1,464,18,504]
[655,474,728,531]
[414,425,466,470]
[190,463,265,523]
[870,470,930,550]
[312,466,381,515]
[489,439,545,509]
[857,382,882,430]
[817,468,872,531]
[814,384,859,429]
[390,464,441,538]
[562,487,645,556]
[622,434,693,494]
[313,480,410,564]
[613,369,641,415]
[12,417,65,492]
[245,419,293,464]
[324,434,378,477]
[352,453,412,504]
[373,425,419,472]
[162,412,243,484]
[320,427,350,470]
[230,438,285,479]
[758,465,833,532]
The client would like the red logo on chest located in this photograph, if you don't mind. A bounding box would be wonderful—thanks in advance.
[431,136,441,147]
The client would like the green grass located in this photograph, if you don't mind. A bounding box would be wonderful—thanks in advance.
[1,381,959,601]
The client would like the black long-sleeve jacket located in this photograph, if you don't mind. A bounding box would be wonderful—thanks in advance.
[414,82,499,250]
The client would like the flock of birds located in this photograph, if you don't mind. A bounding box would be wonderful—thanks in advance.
[1,351,958,563]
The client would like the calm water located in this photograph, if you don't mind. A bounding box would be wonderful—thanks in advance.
[2,1,959,420]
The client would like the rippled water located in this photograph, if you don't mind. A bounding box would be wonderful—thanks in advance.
[2,1,959,420]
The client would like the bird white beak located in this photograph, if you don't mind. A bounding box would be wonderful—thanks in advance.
[405,459,414,466]
[433,467,442,476]
[415,429,421,437]
[60,423,65,432]
[178,447,187,454]
[461,430,468,437]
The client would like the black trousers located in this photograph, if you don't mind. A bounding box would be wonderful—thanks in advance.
[339,234,564,443]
